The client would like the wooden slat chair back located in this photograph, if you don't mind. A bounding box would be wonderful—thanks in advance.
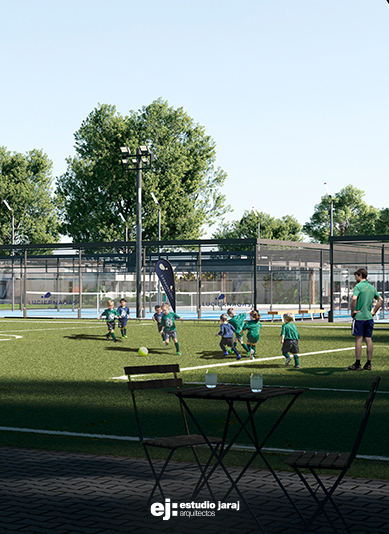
[284,375,381,533]
[124,364,223,507]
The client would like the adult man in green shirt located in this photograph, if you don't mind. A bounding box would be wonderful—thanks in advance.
[348,268,383,371]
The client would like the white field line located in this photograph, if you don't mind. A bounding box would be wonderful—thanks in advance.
[0,427,138,441]
[110,346,360,380]
[4,325,103,333]
[0,320,99,324]
[262,325,352,328]
[0,426,387,462]
[0,334,22,341]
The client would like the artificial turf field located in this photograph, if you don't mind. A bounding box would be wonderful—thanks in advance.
[0,318,388,479]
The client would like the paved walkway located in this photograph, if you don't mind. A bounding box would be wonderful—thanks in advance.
[0,447,388,534]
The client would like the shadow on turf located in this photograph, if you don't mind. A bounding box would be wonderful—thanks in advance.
[63,334,112,341]
[295,366,349,376]
[198,350,236,360]
[105,346,162,355]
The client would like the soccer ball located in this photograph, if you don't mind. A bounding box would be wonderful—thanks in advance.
[138,347,148,357]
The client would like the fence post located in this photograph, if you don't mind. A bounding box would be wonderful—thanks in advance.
[382,245,385,319]
[197,244,202,319]
[23,250,27,318]
[142,247,146,318]
[253,239,258,310]
[78,249,82,320]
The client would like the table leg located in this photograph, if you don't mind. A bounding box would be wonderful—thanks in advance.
[178,396,268,534]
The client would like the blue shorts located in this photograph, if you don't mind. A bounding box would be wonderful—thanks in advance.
[352,319,374,338]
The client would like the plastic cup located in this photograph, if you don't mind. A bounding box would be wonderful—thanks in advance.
[250,373,263,393]
[205,371,217,388]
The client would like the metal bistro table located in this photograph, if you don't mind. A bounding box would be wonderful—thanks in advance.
[170,384,307,533]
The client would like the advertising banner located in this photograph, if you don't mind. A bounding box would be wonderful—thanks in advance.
[155,259,176,312]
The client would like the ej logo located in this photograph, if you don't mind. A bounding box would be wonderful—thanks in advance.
[150,498,177,521]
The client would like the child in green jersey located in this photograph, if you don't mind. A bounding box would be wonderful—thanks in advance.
[227,308,250,354]
[281,313,300,368]
[99,300,120,343]
[242,310,262,360]
[160,303,183,355]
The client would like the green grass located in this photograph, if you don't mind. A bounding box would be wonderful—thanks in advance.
[0,318,388,479]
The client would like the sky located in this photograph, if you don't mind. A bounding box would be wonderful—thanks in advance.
[1,0,389,239]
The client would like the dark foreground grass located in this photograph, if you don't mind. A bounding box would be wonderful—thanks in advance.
[0,318,388,479]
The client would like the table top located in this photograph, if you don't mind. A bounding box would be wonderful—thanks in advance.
[170,385,307,402]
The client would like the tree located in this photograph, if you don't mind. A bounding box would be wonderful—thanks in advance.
[303,185,380,243]
[213,210,302,243]
[375,208,389,235]
[56,99,230,242]
[0,147,59,247]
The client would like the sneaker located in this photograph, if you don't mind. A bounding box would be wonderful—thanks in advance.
[176,352,181,356]
[227,348,234,354]
[285,356,292,366]
[294,364,300,369]
[363,362,372,371]
[348,363,362,371]
[236,356,241,360]
[223,352,229,357]
[249,349,255,360]
[113,339,118,343]
[122,335,127,339]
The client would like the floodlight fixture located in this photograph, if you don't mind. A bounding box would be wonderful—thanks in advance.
[120,146,131,157]
[3,199,13,212]
[150,192,159,205]
[324,182,331,197]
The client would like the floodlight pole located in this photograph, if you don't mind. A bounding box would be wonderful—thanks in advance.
[3,200,15,311]
[151,192,161,304]
[136,148,143,319]
[119,212,128,255]
[120,146,153,319]
[324,184,334,322]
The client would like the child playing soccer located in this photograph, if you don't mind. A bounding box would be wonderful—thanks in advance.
[281,313,300,368]
[99,300,120,343]
[227,308,250,353]
[215,314,241,360]
[152,305,165,343]
[117,298,130,338]
[242,310,262,360]
[160,303,183,355]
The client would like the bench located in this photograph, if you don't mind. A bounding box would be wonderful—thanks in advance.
[267,309,326,321]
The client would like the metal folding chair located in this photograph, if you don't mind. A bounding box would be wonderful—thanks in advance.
[284,375,381,533]
[124,364,223,507]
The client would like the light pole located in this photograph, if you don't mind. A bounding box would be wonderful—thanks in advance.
[119,212,128,254]
[252,207,260,240]
[324,183,333,238]
[252,207,260,311]
[324,183,334,322]
[151,192,161,304]
[3,200,15,311]
[120,146,154,318]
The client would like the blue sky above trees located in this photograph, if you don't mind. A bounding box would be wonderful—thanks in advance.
[1,0,389,239]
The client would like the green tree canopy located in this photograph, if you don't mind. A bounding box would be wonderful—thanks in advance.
[375,208,389,235]
[213,210,302,242]
[56,99,230,242]
[0,147,59,247]
[303,185,380,243]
